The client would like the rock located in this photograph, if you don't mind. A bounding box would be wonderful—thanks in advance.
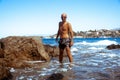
[44,44,59,57]
[0,42,4,58]
[106,44,120,50]
[0,36,50,68]
[44,44,67,57]
[46,73,68,80]
[0,59,12,80]
[88,72,110,80]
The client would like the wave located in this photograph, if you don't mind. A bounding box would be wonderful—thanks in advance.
[74,40,118,46]
[88,47,104,50]
[71,47,78,52]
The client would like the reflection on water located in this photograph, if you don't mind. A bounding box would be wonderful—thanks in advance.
[11,38,120,80]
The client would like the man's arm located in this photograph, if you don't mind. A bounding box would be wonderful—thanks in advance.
[68,23,74,39]
[68,23,74,46]
[56,23,60,42]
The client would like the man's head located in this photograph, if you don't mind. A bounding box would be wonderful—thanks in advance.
[61,13,67,22]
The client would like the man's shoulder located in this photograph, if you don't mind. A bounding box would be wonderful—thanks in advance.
[59,21,61,23]
[66,22,70,25]
[66,22,71,27]
[59,21,62,23]
[59,21,71,26]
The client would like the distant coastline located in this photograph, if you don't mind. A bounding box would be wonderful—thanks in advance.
[42,29,120,38]
[0,29,120,39]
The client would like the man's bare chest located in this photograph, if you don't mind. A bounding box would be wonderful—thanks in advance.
[60,23,68,31]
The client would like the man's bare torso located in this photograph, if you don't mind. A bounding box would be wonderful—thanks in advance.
[59,21,69,38]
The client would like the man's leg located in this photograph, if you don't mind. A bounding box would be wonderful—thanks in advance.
[59,48,64,63]
[66,47,73,62]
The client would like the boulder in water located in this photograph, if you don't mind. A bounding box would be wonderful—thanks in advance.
[44,44,67,57]
[0,59,13,80]
[106,44,120,50]
[0,36,50,68]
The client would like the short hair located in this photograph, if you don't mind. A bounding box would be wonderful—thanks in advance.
[61,13,67,18]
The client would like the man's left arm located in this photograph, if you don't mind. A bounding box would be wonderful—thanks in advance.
[68,23,74,46]
[68,23,73,39]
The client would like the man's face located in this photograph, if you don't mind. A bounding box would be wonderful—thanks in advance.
[61,14,67,22]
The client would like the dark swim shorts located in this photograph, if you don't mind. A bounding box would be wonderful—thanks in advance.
[59,38,71,49]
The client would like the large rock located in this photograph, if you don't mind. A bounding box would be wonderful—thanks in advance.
[0,36,50,68]
[44,44,59,57]
[0,59,12,80]
[106,44,120,50]
[44,44,67,57]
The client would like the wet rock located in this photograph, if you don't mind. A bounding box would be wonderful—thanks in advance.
[112,67,120,80]
[44,44,59,57]
[88,72,110,80]
[0,59,13,80]
[0,36,50,68]
[44,44,67,57]
[46,73,68,80]
[106,44,120,50]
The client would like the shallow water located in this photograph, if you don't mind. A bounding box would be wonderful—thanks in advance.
[11,38,120,80]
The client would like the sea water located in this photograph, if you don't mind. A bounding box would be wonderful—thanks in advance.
[13,38,120,80]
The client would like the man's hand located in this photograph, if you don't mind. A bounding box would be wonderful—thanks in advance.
[56,38,58,43]
[69,40,73,47]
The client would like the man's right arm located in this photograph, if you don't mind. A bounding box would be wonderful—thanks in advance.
[56,23,60,42]
[56,31,59,42]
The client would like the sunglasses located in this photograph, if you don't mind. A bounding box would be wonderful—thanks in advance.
[61,16,67,18]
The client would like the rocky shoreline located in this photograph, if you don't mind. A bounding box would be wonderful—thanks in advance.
[0,36,67,80]
[0,36,120,80]
[44,29,120,38]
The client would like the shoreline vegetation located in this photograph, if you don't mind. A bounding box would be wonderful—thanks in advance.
[42,29,120,38]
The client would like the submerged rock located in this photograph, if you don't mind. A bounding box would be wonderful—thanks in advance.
[106,44,120,50]
[46,73,68,80]
[0,36,50,68]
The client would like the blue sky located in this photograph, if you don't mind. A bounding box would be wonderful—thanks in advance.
[0,0,120,38]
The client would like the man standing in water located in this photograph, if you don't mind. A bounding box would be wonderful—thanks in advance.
[56,13,74,63]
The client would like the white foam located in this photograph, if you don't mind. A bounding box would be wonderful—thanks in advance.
[108,54,117,58]
[47,68,56,72]
[100,53,117,58]
[57,68,68,72]
[71,47,78,52]
[25,60,45,64]
[39,73,46,76]
[75,40,118,46]
[10,68,15,72]
[42,68,47,71]
[27,78,32,80]
[19,76,25,79]
[93,40,118,46]
[88,47,104,50]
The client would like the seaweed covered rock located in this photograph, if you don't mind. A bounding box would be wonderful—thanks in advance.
[0,36,50,68]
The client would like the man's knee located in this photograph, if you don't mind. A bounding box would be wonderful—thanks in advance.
[66,47,70,51]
